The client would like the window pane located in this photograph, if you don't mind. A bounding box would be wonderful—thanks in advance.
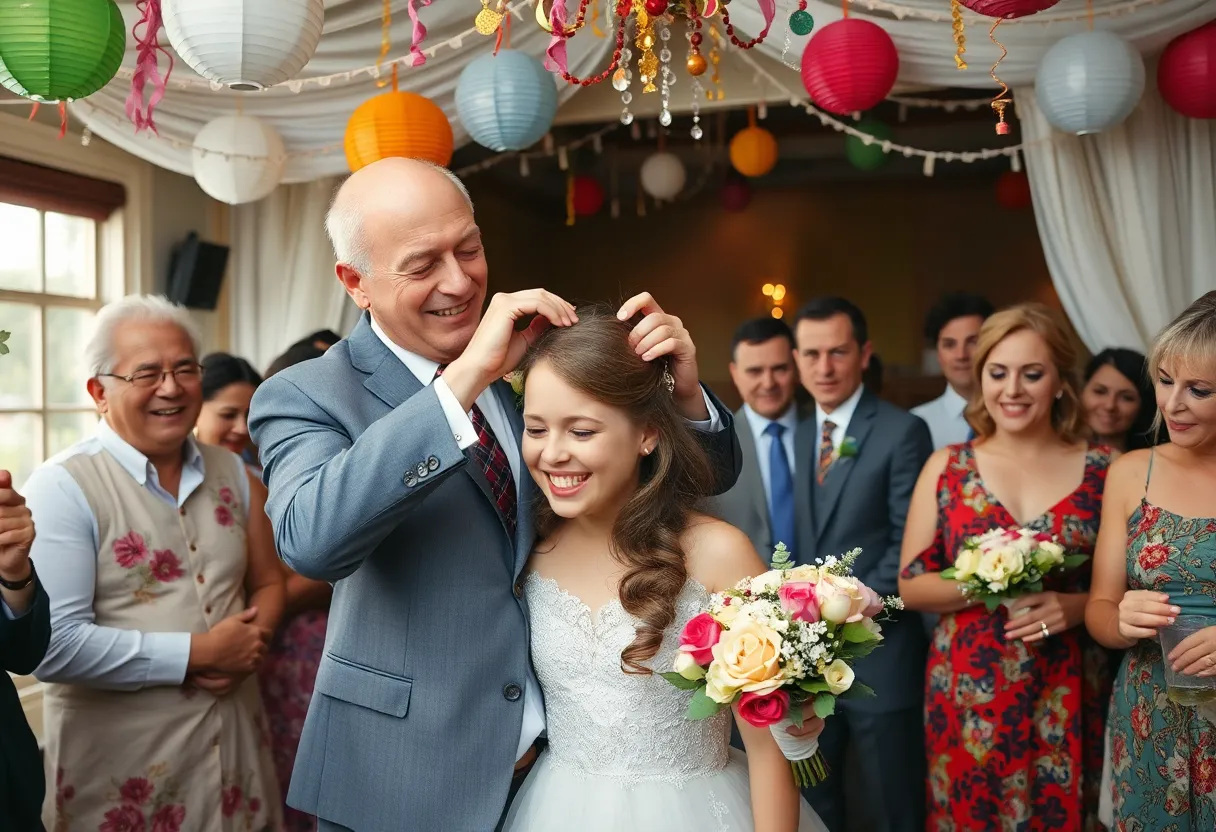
[0,204,41,292]
[0,412,43,489]
[47,410,97,458]
[45,306,95,407]
[45,212,96,299]
[0,301,43,408]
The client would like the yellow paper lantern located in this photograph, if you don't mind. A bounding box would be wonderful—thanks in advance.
[344,73,453,172]
[729,108,778,178]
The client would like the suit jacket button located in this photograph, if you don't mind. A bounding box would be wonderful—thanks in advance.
[416,461,429,478]
[427,456,440,472]
[404,473,418,487]
[503,683,522,702]
[513,579,523,599]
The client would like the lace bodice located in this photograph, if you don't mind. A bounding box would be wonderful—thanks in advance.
[525,572,731,786]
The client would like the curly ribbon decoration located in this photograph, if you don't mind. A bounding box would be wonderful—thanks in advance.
[566,172,576,226]
[951,0,967,70]
[375,0,393,87]
[26,101,68,139]
[988,19,1012,135]
[406,0,432,67]
[125,0,174,135]
[544,0,570,74]
[590,0,605,37]
[494,7,511,54]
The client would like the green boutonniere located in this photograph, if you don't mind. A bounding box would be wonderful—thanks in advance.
[503,371,524,410]
[836,436,859,462]
[0,330,9,357]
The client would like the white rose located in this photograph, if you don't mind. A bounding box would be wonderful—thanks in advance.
[861,617,883,640]
[674,650,707,681]
[823,659,855,694]
[976,547,1024,588]
[1034,541,1065,569]
[953,547,982,580]
[786,564,821,583]
[750,570,785,595]
[712,600,741,626]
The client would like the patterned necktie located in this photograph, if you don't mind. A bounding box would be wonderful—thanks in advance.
[435,367,517,538]
[764,422,796,560]
[816,419,837,485]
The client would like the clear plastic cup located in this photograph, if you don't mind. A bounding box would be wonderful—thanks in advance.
[1159,615,1216,706]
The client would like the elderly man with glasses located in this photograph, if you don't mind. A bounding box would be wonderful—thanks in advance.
[21,295,286,831]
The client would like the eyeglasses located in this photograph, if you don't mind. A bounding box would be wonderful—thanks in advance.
[98,363,204,389]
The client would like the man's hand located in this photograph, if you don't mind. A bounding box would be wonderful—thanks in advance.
[443,290,577,412]
[0,470,35,583]
[787,707,827,740]
[617,293,708,421]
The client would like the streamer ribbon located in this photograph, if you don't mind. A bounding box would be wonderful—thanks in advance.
[544,0,570,74]
[124,0,174,135]
[407,0,432,67]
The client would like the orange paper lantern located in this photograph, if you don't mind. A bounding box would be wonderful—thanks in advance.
[344,79,453,172]
[729,108,778,178]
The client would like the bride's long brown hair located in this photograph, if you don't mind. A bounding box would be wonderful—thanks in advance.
[520,305,716,674]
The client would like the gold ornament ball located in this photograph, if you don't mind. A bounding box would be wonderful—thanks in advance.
[686,53,708,76]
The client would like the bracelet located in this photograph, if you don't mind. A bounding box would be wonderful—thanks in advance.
[0,562,35,591]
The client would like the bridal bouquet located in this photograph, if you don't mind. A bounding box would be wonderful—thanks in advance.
[661,544,901,787]
[940,527,1088,612]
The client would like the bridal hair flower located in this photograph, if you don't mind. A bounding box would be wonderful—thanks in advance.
[503,371,525,410]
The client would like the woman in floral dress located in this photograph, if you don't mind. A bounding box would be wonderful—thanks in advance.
[899,304,1114,831]
[1087,291,1216,829]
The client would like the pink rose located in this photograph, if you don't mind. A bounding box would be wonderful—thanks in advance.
[850,583,884,622]
[737,689,790,727]
[777,582,820,623]
[151,805,185,832]
[679,612,723,666]
[119,776,154,806]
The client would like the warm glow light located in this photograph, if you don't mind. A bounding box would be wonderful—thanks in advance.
[762,283,775,296]
[771,307,784,319]
[772,285,786,301]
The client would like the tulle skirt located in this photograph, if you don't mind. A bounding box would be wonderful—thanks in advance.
[502,748,829,832]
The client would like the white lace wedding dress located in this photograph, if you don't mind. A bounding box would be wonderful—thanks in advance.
[502,573,829,832]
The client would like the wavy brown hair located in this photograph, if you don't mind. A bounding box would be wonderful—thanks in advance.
[520,305,716,674]
[964,303,1086,443]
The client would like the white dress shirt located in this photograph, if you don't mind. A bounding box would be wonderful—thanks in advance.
[742,403,799,504]
[910,384,971,450]
[815,384,866,453]
[20,420,249,689]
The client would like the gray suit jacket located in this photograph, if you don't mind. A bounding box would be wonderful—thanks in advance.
[794,389,932,714]
[703,409,770,559]
[249,314,743,831]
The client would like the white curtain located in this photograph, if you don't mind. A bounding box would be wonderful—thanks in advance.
[228,176,359,372]
[1019,79,1216,352]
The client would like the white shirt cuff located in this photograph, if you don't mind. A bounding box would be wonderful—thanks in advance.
[433,377,478,451]
[146,632,192,686]
[688,387,724,433]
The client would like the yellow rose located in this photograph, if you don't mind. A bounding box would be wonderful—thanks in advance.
[953,547,982,580]
[711,601,741,627]
[705,661,742,704]
[816,574,865,624]
[709,613,785,696]
[823,659,855,694]
[786,564,821,583]
[674,650,707,681]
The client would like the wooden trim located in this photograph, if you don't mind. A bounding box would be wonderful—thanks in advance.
[0,155,126,221]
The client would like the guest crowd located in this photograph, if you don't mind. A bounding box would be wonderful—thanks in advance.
[1,269,1214,832]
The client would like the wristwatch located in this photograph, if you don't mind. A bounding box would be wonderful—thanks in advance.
[0,561,35,591]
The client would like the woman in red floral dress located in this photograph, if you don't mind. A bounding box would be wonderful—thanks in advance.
[899,305,1115,831]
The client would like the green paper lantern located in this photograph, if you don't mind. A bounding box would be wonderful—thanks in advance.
[0,0,126,103]
[845,119,892,172]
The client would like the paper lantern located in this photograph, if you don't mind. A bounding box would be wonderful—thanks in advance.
[958,0,1058,18]
[845,119,891,171]
[1034,31,1145,135]
[192,115,285,205]
[640,152,686,201]
[720,178,751,212]
[163,0,324,91]
[571,176,604,216]
[729,122,778,178]
[0,0,125,102]
[801,19,899,116]
[1158,21,1216,120]
[995,171,1032,210]
[456,50,558,152]
[345,90,454,172]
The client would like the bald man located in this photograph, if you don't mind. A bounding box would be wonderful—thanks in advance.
[249,159,743,831]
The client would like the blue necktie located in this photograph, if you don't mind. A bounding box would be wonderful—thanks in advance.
[765,422,797,561]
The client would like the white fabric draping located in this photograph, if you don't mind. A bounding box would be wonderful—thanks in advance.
[1018,77,1216,352]
[227,175,357,371]
[67,0,1216,184]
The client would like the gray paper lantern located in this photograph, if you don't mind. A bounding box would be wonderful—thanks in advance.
[1034,30,1145,135]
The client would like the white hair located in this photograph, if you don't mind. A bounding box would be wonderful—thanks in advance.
[324,160,474,277]
[85,294,203,378]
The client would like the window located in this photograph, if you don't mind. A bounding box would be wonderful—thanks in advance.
[0,202,105,487]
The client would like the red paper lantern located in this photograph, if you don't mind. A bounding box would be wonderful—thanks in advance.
[1158,21,1216,120]
[957,0,1059,19]
[571,175,604,216]
[720,178,751,212]
[800,19,899,116]
[995,171,1032,211]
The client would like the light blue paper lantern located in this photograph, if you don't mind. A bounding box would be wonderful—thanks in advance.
[1034,30,1145,135]
[456,50,558,152]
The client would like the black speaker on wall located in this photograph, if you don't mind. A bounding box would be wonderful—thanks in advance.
[167,232,230,310]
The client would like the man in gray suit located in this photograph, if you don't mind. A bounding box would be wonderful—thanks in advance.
[706,317,800,561]
[248,158,744,831]
[792,297,932,832]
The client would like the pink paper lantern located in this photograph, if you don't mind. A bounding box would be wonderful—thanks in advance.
[957,0,1059,19]
[800,19,899,116]
[1157,20,1216,120]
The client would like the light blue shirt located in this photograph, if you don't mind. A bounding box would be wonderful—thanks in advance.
[22,420,249,690]
[911,384,971,450]
[742,403,799,504]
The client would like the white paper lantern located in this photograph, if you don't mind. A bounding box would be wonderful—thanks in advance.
[192,115,285,205]
[1034,30,1145,135]
[163,0,325,91]
[640,152,686,201]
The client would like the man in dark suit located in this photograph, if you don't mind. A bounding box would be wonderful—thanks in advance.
[792,298,932,832]
[0,469,50,831]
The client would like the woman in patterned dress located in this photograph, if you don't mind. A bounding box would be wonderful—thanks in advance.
[1087,291,1216,830]
[899,304,1114,831]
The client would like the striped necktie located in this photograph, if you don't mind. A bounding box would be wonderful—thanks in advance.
[816,420,837,485]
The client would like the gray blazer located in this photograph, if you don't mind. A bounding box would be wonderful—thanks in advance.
[703,409,769,558]
[794,389,933,714]
[248,314,743,831]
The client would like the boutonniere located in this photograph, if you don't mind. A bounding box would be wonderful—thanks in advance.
[834,436,859,464]
[503,371,524,411]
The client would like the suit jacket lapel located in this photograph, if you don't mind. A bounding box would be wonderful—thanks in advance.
[813,389,877,551]
[734,411,771,539]
[794,419,817,557]
[489,381,536,576]
[348,314,425,409]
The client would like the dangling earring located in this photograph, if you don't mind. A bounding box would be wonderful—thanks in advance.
[1055,390,1064,400]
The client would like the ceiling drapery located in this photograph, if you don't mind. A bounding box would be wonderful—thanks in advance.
[68,0,1216,184]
